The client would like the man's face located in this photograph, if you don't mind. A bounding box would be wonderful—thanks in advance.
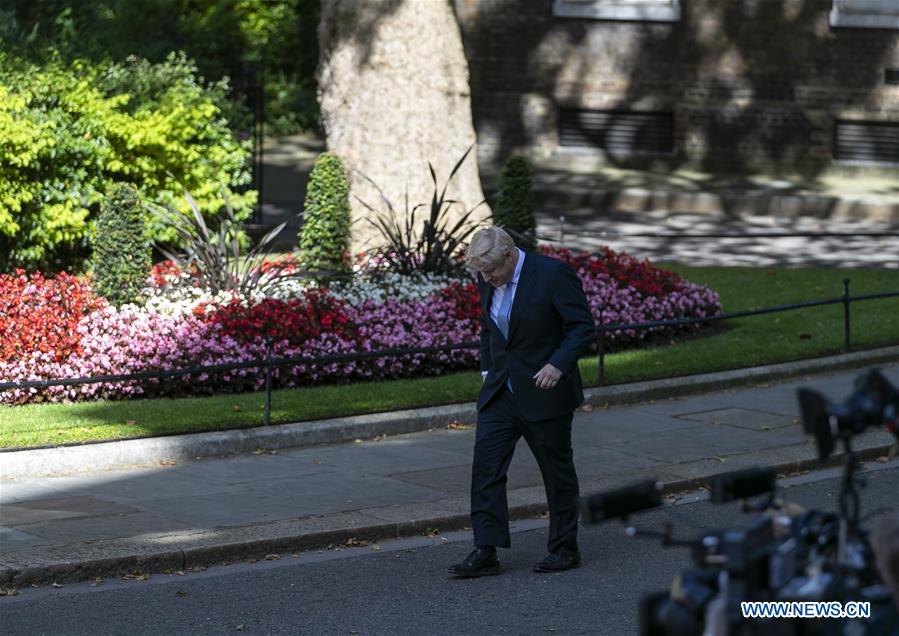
[474,250,516,288]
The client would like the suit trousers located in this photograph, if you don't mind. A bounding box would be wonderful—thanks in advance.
[471,386,580,553]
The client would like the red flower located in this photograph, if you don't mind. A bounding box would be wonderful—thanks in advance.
[0,270,106,363]
[203,290,356,346]
[541,245,683,298]
[440,281,481,321]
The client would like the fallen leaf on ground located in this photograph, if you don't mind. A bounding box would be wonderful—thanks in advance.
[447,422,470,430]
[341,537,369,548]
[0,587,18,596]
[370,544,381,552]
[89,577,104,587]
[51,583,62,588]
[760,426,771,431]
[125,420,136,426]
[422,528,439,538]
[712,456,728,463]
[264,554,281,561]
[159,460,176,466]
[176,590,189,597]
[232,405,242,411]
[122,571,150,581]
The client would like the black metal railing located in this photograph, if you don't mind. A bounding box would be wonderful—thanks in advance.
[594,281,899,385]
[2,280,897,423]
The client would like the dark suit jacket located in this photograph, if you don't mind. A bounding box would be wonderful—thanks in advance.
[477,252,595,421]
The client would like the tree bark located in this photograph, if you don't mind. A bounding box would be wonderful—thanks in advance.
[317,0,490,255]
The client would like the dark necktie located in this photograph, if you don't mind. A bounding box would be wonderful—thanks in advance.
[497,281,515,339]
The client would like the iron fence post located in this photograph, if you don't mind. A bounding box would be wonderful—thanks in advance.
[264,336,273,426]
[842,278,851,353]
[559,215,565,245]
[597,305,606,386]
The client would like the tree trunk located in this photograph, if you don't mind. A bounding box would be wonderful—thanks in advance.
[317,0,490,256]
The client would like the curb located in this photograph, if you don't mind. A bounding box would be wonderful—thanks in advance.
[2,444,895,588]
[3,346,898,479]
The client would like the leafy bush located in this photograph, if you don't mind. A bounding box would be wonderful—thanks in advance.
[358,146,485,276]
[0,51,255,272]
[493,156,537,249]
[299,153,351,274]
[90,183,152,306]
[4,0,321,135]
[0,270,106,364]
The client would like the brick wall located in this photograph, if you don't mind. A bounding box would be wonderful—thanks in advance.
[454,0,899,174]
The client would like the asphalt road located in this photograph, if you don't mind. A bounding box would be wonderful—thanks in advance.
[2,463,897,636]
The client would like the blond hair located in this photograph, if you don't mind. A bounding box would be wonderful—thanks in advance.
[467,226,515,269]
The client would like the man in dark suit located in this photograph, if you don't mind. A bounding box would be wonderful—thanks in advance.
[448,226,596,578]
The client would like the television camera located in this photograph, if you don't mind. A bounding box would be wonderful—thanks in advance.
[581,368,899,635]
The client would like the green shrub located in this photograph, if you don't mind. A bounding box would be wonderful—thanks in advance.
[493,156,537,249]
[151,187,311,297]
[5,0,320,135]
[299,153,351,274]
[358,146,484,276]
[0,51,255,272]
[90,183,151,306]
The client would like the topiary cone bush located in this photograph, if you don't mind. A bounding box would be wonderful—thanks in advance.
[299,153,351,274]
[91,183,152,306]
[493,155,537,250]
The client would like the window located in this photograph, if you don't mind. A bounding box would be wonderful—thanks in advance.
[553,0,681,22]
[830,0,899,29]
[834,120,899,165]
[558,109,675,155]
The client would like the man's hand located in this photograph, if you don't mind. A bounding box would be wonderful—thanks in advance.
[533,363,562,389]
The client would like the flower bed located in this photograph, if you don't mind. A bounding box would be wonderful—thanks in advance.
[0,247,721,405]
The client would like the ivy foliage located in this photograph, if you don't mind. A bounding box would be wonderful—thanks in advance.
[299,153,351,274]
[493,156,537,250]
[90,183,151,306]
[0,51,255,272]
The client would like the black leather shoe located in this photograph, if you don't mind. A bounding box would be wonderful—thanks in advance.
[448,548,500,578]
[533,547,581,573]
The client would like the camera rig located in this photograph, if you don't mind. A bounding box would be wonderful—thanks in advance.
[581,368,899,636]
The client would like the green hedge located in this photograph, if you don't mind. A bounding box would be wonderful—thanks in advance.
[0,51,255,272]
[90,183,152,306]
[493,156,536,249]
[299,153,351,274]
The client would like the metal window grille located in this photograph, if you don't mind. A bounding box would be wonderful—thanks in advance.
[558,108,675,155]
[834,120,899,165]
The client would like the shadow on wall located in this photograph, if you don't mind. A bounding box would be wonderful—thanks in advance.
[456,0,898,181]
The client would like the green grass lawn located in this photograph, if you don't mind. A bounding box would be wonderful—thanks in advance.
[2,266,897,449]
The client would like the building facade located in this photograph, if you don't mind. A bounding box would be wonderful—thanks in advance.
[455,0,899,176]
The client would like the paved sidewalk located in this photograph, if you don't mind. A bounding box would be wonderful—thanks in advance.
[2,361,897,587]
